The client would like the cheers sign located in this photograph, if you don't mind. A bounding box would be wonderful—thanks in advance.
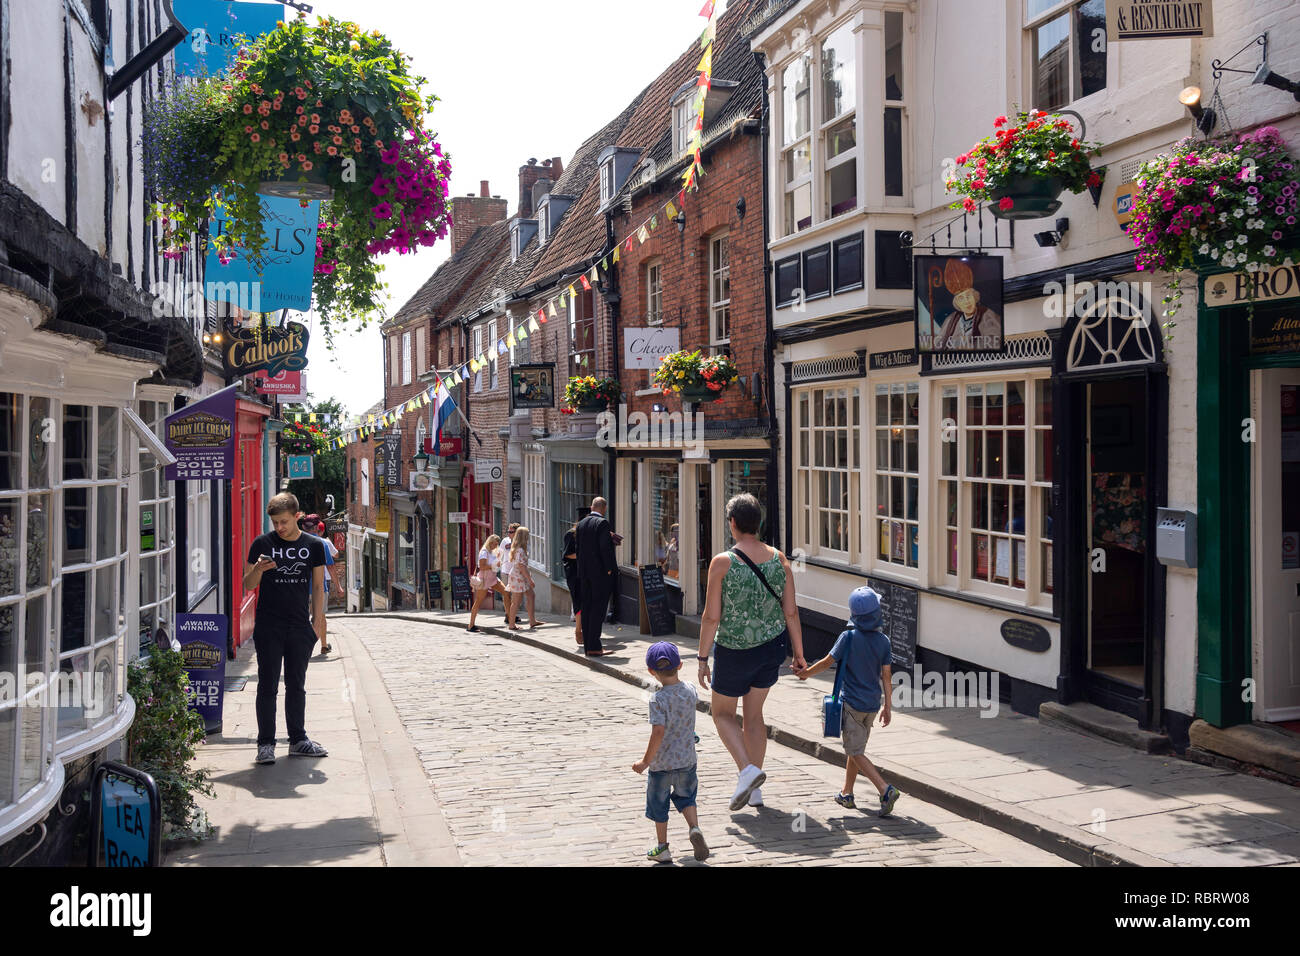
[224,321,310,379]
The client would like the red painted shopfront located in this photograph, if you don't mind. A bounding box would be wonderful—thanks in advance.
[231,398,270,652]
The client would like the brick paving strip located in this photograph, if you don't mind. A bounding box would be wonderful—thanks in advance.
[339,616,1070,867]
[338,611,1300,867]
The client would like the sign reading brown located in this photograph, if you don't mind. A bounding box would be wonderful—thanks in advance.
[1205,263,1300,308]
[223,320,310,379]
[1107,1,1213,40]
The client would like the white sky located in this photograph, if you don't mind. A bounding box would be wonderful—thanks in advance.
[296,0,728,423]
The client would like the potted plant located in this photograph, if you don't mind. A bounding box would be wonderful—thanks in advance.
[281,420,330,455]
[561,376,622,414]
[947,110,1102,221]
[1128,126,1300,320]
[142,14,453,339]
[653,349,740,403]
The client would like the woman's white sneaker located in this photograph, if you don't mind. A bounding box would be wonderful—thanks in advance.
[729,764,767,811]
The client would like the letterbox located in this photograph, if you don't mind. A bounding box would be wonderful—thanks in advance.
[1155,508,1197,569]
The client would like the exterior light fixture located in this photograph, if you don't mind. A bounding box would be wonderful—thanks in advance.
[672,209,687,234]
[1178,86,1217,134]
[1252,63,1300,101]
[412,450,430,473]
[1034,218,1070,248]
[736,195,746,224]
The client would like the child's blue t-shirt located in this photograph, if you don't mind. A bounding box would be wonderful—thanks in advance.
[830,625,893,713]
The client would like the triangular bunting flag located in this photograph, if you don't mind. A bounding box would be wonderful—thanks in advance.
[505,331,516,348]
[516,324,529,341]
[547,301,557,318]
[699,0,714,19]
[600,256,609,271]
[529,316,540,332]
[613,247,620,264]
[567,283,577,299]
[588,265,598,283]
[625,236,635,252]
[637,225,649,244]
[650,215,658,230]
[666,201,677,220]
[497,339,508,355]
[579,274,592,291]
[308,413,317,423]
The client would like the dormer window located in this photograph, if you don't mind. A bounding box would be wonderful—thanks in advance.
[600,160,615,206]
[538,196,550,246]
[510,217,538,262]
[597,146,643,210]
[673,99,698,157]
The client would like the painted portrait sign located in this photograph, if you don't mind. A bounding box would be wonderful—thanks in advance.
[914,254,1005,355]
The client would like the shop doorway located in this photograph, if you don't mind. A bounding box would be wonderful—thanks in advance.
[696,463,712,610]
[1253,369,1300,722]
[1085,377,1148,692]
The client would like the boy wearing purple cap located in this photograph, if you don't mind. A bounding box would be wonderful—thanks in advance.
[632,641,709,863]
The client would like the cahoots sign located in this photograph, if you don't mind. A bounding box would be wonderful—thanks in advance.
[223,320,310,379]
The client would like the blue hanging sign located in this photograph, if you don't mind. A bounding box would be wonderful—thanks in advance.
[287,455,314,479]
[178,613,228,734]
[172,0,285,77]
[206,193,321,312]
[88,763,161,867]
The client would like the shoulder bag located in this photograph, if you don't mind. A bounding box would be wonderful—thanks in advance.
[823,632,850,738]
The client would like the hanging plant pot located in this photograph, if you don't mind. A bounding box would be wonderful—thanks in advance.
[576,398,608,414]
[988,176,1065,220]
[680,384,713,403]
[258,163,334,201]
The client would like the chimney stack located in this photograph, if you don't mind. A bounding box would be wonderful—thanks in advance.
[450,179,508,255]
[518,155,565,219]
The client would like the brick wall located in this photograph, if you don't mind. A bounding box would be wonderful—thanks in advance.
[616,132,767,426]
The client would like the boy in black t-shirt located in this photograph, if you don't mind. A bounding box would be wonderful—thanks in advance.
[243,493,328,764]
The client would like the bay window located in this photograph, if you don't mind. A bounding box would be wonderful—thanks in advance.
[820,22,858,218]
[938,376,1053,604]
[883,10,905,197]
[523,452,546,571]
[782,51,813,235]
[873,382,920,570]
[137,399,176,656]
[793,385,861,561]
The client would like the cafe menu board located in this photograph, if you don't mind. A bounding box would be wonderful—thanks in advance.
[865,577,919,671]
[639,565,676,637]
[449,566,473,608]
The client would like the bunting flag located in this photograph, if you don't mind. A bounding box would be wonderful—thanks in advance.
[547,301,557,318]
[529,316,540,333]
[600,256,609,271]
[516,324,529,341]
[579,274,592,292]
[588,265,599,283]
[637,225,649,244]
[567,283,577,299]
[613,247,620,265]
[505,331,516,348]
[496,339,508,355]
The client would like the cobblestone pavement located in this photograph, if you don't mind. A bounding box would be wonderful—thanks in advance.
[338,617,1070,867]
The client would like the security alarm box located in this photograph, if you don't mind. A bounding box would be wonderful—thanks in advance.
[1155,508,1197,569]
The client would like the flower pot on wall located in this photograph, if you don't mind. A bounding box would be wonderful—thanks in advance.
[680,384,712,403]
[988,176,1065,220]
[576,399,608,414]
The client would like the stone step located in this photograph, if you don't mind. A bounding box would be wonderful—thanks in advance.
[1038,701,1172,754]
[1187,720,1300,783]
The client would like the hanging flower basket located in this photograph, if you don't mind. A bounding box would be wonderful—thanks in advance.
[1128,126,1300,324]
[946,109,1101,221]
[652,349,740,403]
[142,14,453,340]
[561,376,622,415]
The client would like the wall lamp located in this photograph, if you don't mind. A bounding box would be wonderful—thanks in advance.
[1253,63,1300,101]
[736,195,746,224]
[1034,218,1070,248]
[1178,86,1218,135]
[672,209,687,234]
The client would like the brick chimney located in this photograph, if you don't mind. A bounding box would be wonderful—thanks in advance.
[450,181,508,255]
[517,156,565,219]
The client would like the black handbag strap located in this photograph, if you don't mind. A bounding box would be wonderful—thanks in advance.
[730,546,783,605]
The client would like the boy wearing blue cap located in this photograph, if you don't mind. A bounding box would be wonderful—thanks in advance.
[798,586,902,817]
[632,641,709,863]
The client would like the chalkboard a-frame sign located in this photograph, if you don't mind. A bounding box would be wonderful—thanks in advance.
[639,565,676,637]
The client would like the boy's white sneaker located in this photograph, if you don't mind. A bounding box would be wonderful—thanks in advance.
[748,788,763,807]
[730,764,766,811]
[688,826,710,861]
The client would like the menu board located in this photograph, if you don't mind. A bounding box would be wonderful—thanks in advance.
[865,577,920,671]
[449,566,473,607]
[639,565,676,637]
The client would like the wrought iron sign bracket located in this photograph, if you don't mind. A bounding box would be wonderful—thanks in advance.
[901,205,1016,254]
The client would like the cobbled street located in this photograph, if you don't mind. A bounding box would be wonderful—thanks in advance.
[334,617,1070,866]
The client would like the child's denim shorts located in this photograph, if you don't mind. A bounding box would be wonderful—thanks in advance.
[645,766,699,822]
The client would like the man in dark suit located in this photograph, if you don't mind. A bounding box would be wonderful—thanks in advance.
[575,496,617,656]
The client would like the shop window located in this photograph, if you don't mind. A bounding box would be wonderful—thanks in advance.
[524,452,547,571]
[874,383,920,570]
[137,400,175,657]
[1027,0,1107,112]
[939,377,1053,602]
[396,515,415,588]
[552,461,602,579]
[722,460,769,548]
[794,385,861,561]
[649,461,680,581]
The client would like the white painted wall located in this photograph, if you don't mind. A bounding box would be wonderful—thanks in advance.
[8,0,67,220]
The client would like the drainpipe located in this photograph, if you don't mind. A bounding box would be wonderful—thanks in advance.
[602,211,621,621]
[754,50,780,551]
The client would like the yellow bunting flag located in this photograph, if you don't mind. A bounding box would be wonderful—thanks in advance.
[568,283,577,299]
[516,324,529,341]
[613,247,620,264]
[368,414,375,424]
[637,225,649,243]
[666,201,677,220]
[308,413,316,423]
[529,316,540,333]
[505,331,515,348]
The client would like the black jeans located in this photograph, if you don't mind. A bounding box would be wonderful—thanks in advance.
[580,577,612,653]
[254,624,315,746]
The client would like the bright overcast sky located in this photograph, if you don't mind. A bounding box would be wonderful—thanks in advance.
[297,0,728,423]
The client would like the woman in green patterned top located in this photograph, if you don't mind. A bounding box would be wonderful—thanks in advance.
[697,494,807,812]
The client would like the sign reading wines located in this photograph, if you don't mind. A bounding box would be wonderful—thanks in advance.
[223,320,310,380]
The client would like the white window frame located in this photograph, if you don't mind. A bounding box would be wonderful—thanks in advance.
[882,8,907,202]
[935,373,1053,608]
[473,326,484,392]
[523,451,547,571]
[401,331,412,385]
[780,51,813,236]
[568,291,595,377]
[537,197,550,247]
[599,159,615,206]
[1024,0,1108,112]
[871,381,921,573]
[709,233,730,346]
[792,385,861,563]
[136,398,177,665]
[819,20,859,219]
[646,260,663,326]
[673,98,698,157]
[488,319,498,391]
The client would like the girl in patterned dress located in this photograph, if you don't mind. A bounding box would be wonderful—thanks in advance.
[503,527,536,630]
